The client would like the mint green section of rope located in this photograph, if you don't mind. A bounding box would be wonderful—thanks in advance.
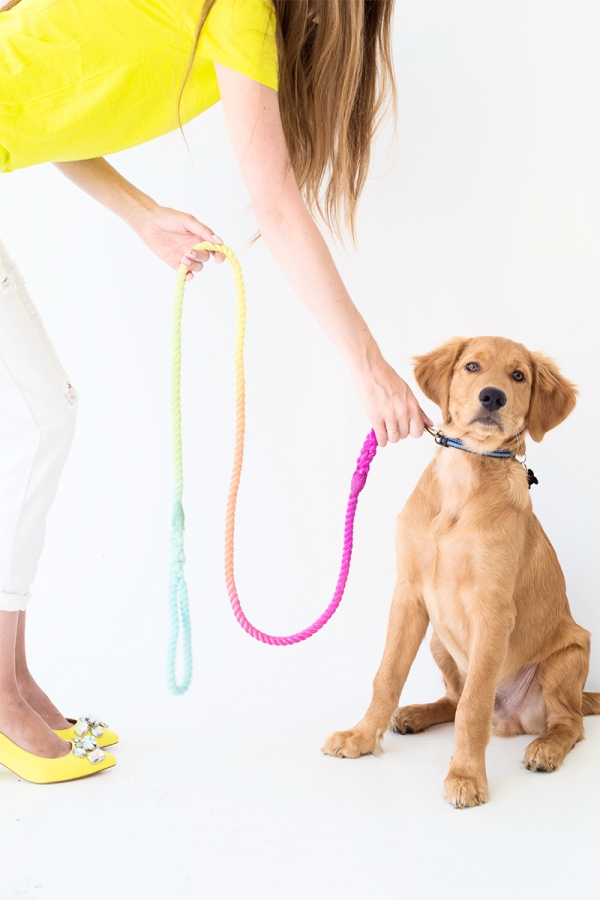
[167,262,192,695]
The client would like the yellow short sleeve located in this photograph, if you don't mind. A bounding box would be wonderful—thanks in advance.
[198,0,278,91]
[0,0,278,173]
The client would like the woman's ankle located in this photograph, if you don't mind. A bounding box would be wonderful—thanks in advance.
[0,695,70,758]
[16,673,70,730]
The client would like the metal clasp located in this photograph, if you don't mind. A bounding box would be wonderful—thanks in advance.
[425,426,450,447]
[514,452,528,471]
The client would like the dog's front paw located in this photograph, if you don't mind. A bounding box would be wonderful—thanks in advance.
[321,728,382,759]
[443,772,489,809]
[524,737,560,772]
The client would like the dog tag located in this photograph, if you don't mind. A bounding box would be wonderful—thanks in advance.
[527,468,539,489]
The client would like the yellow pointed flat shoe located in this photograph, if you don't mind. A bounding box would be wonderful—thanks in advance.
[0,733,116,784]
[55,717,119,748]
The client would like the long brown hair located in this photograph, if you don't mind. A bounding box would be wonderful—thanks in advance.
[184,0,397,241]
[276,0,396,241]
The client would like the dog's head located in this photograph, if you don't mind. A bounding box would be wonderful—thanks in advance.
[413,336,577,450]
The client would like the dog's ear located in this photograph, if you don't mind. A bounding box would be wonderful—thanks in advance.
[413,338,467,419]
[527,352,578,442]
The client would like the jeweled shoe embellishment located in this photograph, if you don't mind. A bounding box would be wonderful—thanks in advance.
[71,736,106,764]
[73,716,108,739]
[87,748,106,764]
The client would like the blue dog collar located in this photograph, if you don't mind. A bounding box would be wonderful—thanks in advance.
[426,426,512,458]
[424,426,538,487]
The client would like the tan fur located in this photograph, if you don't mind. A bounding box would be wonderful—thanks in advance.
[322,336,597,808]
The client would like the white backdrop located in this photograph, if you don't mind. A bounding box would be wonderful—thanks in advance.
[0,2,599,896]
[0,0,598,706]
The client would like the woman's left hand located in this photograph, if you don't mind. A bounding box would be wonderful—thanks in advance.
[129,203,225,280]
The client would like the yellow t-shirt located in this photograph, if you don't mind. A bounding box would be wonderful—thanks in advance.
[0,0,278,172]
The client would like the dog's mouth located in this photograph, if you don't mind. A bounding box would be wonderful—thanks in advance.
[469,414,503,431]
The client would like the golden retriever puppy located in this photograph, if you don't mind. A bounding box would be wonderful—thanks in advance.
[323,336,599,808]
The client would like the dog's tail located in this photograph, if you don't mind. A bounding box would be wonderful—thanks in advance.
[582,692,600,716]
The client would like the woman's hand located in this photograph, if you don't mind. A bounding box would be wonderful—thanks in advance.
[129,204,225,281]
[53,158,224,281]
[354,357,433,447]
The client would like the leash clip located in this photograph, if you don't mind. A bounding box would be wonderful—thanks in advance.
[426,426,452,448]
[425,425,446,445]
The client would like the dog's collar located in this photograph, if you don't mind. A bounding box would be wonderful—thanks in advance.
[425,426,539,488]
[425,426,512,458]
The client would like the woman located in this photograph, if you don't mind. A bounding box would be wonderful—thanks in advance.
[0,0,430,781]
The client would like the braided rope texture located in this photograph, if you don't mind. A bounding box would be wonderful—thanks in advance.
[167,263,193,695]
[167,242,378,692]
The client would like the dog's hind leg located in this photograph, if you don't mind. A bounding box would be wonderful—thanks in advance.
[322,582,429,759]
[524,638,590,773]
[582,692,600,716]
[391,631,462,734]
[391,698,456,734]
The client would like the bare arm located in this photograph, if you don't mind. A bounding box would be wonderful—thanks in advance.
[53,73,430,442]
[53,158,224,277]
[214,63,430,443]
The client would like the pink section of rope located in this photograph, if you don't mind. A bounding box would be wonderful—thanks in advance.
[225,429,378,645]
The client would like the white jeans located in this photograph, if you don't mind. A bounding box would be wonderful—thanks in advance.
[0,237,76,611]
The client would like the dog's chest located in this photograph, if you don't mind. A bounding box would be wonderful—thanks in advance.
[429,450,479,530]
[421,452,486,670]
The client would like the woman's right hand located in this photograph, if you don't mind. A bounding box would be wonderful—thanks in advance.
[54,159,224,281]
[353,356,433,447]
[129,203,225,281]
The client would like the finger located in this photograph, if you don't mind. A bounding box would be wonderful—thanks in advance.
[181,254,204,274]
[397,418,409,440]
[375,423,388,447]
[384,423,401,444]
[409,404,435,438]
[408,413,425,439]
[180,214,223,260]
[184,247,210,265]
[188,239,223,264]
[209,233,225,264]
[393,405,410,440]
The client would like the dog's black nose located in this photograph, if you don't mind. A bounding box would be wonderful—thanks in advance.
[478,387,506,411]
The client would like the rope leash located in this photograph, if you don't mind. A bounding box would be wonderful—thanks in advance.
[167,242,378,694]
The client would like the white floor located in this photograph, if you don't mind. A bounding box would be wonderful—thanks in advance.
[1,664,598,900]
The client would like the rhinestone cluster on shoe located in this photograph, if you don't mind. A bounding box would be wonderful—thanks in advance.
[71,735,106,764]
[73,716,107,739]
[71,716,109,763]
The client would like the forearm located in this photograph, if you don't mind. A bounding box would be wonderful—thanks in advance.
[53,158,156,226]
[257,190,429,442]
[216,64,429,440]
[257,187,384,380]
[54,158,223,276]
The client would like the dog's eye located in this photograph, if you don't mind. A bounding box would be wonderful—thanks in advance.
[465,362,480,373]
[512,370,525,382]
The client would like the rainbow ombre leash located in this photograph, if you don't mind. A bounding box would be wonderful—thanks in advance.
[167,242,378,695]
